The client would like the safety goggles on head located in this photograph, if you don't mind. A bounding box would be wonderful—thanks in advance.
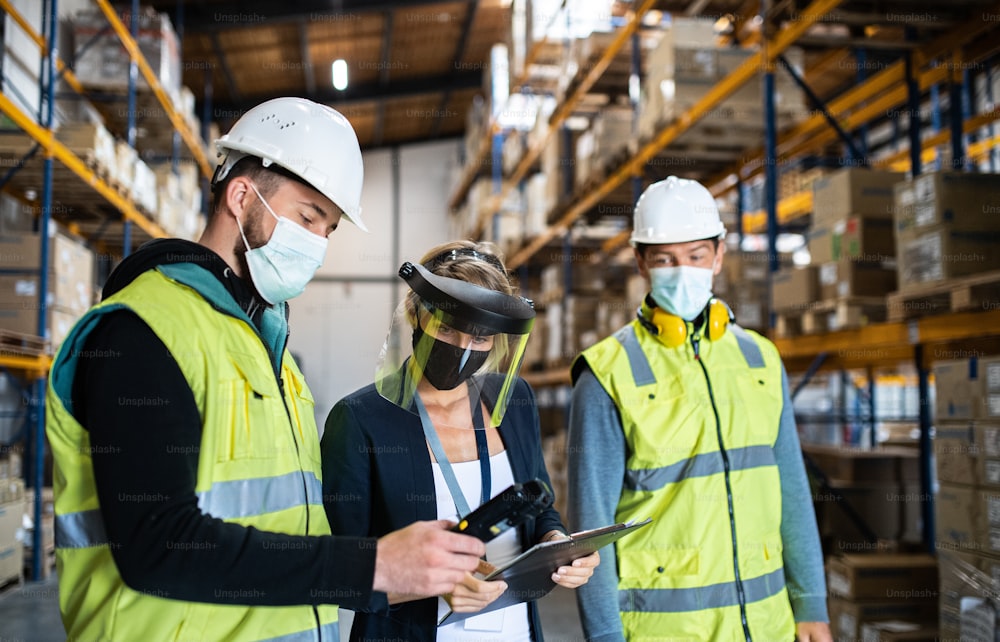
[375,261,535,429]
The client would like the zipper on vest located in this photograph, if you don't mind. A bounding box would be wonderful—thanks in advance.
[692,331,753,642]
[205,300,312,536]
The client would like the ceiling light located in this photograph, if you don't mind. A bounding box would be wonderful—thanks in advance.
[332,59,348,91]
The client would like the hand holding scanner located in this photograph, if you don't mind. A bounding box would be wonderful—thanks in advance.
[452,479,554,543]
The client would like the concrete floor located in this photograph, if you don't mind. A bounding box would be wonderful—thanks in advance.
[0,575,586,641]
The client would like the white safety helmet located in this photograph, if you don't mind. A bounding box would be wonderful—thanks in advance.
[630,176,725,246]
[214,97,367,232]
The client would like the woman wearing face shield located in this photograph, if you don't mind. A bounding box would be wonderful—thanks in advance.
[321,240,599,642]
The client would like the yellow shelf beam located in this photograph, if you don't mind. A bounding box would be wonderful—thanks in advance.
[94,0,213,180]
[0,92,168,239]
[707,7,1000,197]
[774,309,1000,367]
[0,354,52,377]
[740,189,813,235]
[471,0,658,238]
[507,0,844,270]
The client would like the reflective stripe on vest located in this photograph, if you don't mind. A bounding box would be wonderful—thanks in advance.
[56,509,108,549]
[197,471,323,520]
[55,472,324,549]
[619,567,786,613]
[624,444,777,492]
[262,621,338,642]
[613,323,765,382]
[613,325,657,386]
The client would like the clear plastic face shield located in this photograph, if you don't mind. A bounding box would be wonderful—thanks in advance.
[375,261,535,429]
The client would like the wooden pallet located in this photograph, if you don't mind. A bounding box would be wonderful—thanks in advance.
[887,269,1000,322]
[774,297,887,339]
[0,330,51,357]
[0,572,23,596]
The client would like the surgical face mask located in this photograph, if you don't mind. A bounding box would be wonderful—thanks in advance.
[412,327,490,391]
[237,182,328,304]
[649,265,714,321]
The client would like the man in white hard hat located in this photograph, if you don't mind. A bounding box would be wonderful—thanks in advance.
[567,176,832,641]
[46,97,486,641]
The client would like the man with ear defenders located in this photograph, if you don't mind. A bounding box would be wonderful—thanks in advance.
[567,176,831,642]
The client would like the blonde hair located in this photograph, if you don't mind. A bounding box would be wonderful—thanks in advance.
[405,240,517,368]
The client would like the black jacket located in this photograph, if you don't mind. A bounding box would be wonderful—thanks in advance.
[321,377,564,641]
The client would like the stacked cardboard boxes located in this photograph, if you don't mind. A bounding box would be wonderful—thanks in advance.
[805,444,923,553]
[0,228,95,347]
[718,251,771,333]
[637,18,806,142]
[0,450,24,585]
[892,172,1000,290]
[71,7,182,99]
[933,356,1000,639]
[826,554,938,642]
[808,168,903,299]
[22,487,55,580]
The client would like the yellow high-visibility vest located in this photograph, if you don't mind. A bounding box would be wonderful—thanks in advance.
[577,320,795,641]
[47,267,338,641]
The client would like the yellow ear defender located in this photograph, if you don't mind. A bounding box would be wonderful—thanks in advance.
[638,298,733,347]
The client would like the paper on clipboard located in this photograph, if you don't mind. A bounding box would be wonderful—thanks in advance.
[438,517,652,626]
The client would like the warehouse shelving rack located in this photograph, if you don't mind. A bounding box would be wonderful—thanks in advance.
[443,1,1000,555]
[0,0,211,580]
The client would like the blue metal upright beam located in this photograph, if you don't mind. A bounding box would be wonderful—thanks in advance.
[950,67,967,170]
[123,0,141,256]
[764,65,779,330]
[490,130,503,243]
[905,38,923,176]
[172,0,185,173]
[915,345,935,552]
[764,68,779,276]
[854,49,869,159]
[987,61,997,172]
[31,0,59,583]
[735,176,744,247]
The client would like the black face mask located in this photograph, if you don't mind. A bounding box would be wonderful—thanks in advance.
[412,327,490,391]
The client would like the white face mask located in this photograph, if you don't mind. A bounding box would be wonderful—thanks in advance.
[649,265,714,321]
[236,182,328,305]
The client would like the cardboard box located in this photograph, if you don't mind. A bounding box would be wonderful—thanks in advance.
[0,234,40,269]
[937,550,1000,642]
[859,621,937,642]
[771,266,818,311]
[934,358,985,421]
[935,422,1000,487]
[0,499,24,582]
[812,168,905,224]
[818,259,897,300]
[815,482,924,547]
[809,216,896,265]
[984,357,1000,421]
[804,444,919,484]
[826,554,938,600]
[893,171,1000,235]
[895,223,1000,289]
[935,483,1000,556]
[828,596,937,642]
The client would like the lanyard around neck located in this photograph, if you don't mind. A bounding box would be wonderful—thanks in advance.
[415,384,491,519]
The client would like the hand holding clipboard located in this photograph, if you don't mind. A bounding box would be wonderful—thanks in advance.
[439,517,652,626]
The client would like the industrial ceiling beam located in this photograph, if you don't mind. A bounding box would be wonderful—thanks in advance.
[431,0,478,139]
[151,0,457,33]
[373,10,394,147]
[210,32,243,105]
[298,20,316,97]
[209,70,482,117]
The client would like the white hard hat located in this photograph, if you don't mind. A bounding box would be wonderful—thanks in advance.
[630,176,725,246]
[214,97,367,232]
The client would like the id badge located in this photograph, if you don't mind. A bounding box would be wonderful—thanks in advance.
[463,609,504,632]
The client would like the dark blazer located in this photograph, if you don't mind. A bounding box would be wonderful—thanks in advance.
[321,377,565,642]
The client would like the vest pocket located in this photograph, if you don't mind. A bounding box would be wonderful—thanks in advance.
[216,376,277,462]
[619,546,700,587]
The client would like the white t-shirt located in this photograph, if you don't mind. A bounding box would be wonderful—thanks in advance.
[432,450,533,642]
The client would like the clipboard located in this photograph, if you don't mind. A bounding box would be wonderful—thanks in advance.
[438,517,652,626]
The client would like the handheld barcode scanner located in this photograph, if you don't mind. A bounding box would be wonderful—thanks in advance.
[451,479,554,543]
